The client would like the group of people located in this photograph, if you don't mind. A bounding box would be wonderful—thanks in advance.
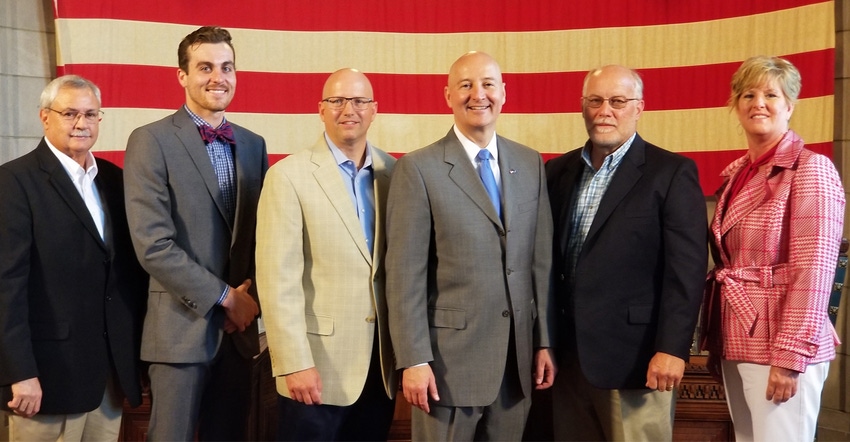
[0,24,844,442]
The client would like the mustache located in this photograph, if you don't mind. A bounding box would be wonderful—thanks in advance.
[70,131,91,137]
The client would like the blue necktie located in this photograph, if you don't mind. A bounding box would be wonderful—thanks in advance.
[477,149,501,217]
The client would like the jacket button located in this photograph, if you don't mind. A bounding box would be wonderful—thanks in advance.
[365,317,376,323]
[559,274,565,281]
[502,310,510,317]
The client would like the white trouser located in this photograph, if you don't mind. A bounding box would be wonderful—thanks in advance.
[722,360,829,442]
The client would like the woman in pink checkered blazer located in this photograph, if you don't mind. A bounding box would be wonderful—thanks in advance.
[703,56,846,442]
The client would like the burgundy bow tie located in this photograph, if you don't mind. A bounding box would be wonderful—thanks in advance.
[199,122,235,145]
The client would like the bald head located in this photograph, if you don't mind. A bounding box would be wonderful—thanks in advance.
[448,52,503,87]
[322,68,374,100]
[444,52,506,146]
[319,68,377,154]
[582,65,643,99]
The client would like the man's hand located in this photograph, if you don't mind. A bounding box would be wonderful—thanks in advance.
[403,364,439,413]
[285,367,323,405]
[7,377,42,418]
[645,352,685,392]
[221,279,259,332]
[534,348,557,390]
[766,365,799,404]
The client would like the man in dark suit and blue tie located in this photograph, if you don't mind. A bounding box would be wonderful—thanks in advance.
[386,51,556,441]
[123,26,268,441]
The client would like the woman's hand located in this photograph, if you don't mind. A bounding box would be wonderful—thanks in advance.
[766,365,799,404]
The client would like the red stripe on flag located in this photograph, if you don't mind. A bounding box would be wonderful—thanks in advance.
[63,49,833,114]
[55,0,825,33]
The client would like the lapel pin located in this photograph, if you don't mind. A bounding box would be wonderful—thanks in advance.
[509,169,517,174]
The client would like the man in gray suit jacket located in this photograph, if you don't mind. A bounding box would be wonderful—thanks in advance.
[386,51,556,441]
[124,26,268,441]
[256,68,397,440]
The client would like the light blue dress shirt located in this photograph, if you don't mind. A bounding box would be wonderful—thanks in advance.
[326,133,376,254]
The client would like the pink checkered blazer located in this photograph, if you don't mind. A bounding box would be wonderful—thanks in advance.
[705,130,845,372]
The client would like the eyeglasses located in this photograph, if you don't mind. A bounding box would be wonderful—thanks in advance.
[582,96,640,109]
[322,97,374,110]
[46,108,103,123]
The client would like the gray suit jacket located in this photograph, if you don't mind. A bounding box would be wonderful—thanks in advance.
[386,129,554,407]
[124,107,268,363]
[256,137,397,405]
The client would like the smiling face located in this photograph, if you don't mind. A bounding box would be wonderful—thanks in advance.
[178,42,236,125]
[581,65,644,152]
[735,77,794,143]
[41,85,100,166]
[444,52,506,145]
[319,69,377,149]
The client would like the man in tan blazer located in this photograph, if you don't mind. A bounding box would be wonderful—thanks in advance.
[256,69,397,441]
[385,52,556,441]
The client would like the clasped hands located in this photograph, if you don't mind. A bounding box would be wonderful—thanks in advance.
[222,279,259,333]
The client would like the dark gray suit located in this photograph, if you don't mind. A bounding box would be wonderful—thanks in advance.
[124,107,268,440]
[386,129,554,438]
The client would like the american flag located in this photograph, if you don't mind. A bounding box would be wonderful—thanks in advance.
[54,0,835,195]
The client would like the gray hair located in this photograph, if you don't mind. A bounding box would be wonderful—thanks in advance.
[39,75,102,109]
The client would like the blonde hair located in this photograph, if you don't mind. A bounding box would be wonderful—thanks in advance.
[728,56,801,110]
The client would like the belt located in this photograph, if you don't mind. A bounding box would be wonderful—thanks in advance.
[714,265,789,336]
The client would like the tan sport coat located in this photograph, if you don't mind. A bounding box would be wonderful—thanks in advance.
[256,137,397,406]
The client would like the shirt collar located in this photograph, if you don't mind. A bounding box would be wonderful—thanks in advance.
[580,133,636,172]
[453,125,498,164]
[324,133,373,170]
[44,136,98,177]
[184,104,227,129]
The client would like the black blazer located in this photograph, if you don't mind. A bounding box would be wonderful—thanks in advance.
[0,140,147,414]
[546,134,707,389]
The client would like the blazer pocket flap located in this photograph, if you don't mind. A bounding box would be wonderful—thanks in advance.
[305,314,334,336]
[30,321,70,340]
[428,307,467,330]
[628,305,653,324]
[517,198,539,214]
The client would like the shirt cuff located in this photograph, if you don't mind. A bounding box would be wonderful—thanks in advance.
[216,286,229,306]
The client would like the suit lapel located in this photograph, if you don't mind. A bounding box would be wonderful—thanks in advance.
[310,140,373,265]
[443,132,502,227]
[497,137,517,230]
[173,109,233,230]
[36,142,106,250]
[584,137,645,245]
[554,153,584,256]
[371,149,392,273]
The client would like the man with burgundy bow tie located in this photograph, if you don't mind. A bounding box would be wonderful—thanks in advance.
[123,26,268,441]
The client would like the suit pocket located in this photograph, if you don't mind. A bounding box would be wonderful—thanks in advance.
[428,307,467,330]
[305,314,334,336]
[517,198,539,214]
[628,304,653,324]
[30,321,70,340]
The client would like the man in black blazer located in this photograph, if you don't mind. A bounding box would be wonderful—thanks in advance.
[546,65,707,441]
[0,75,147,440]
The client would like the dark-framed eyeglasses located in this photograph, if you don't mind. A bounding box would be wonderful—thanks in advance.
[321,97,374,110]
[46,107,104,123]
[581,96,640,109]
